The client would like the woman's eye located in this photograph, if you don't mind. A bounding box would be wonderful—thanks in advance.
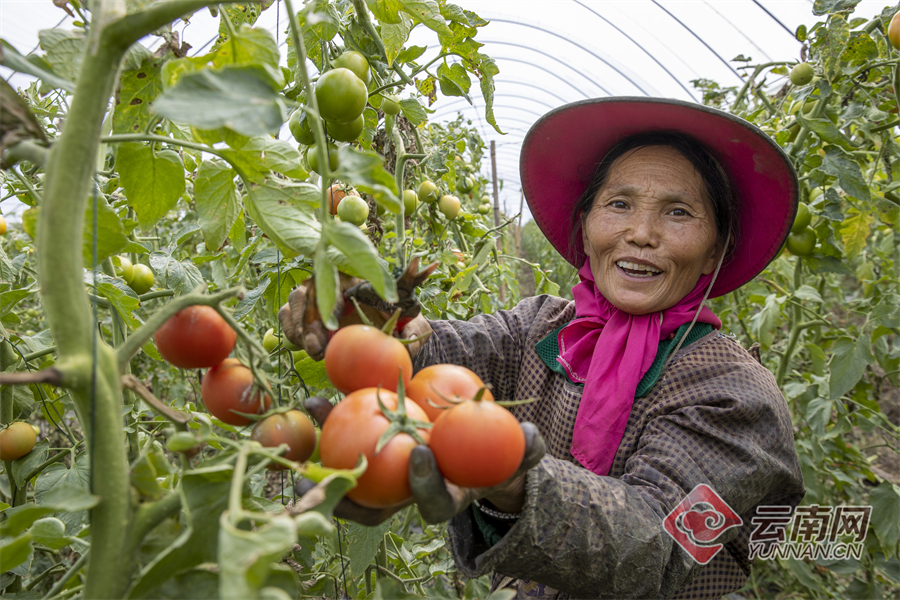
[609,199,628,209]
[670,207,690,217]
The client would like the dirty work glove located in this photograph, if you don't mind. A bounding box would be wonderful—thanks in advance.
[277,257,437,361]
[295,397,546,526]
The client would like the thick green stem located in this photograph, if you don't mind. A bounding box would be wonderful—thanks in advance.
[393,130,408,271]
[776,258,804,386]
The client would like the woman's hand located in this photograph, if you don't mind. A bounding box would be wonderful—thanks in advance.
[296,397,546,526]
[277,258,437,361]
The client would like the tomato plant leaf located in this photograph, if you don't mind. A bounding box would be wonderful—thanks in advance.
[195,160,240,250]
[805,397,832,435]
[842,31,878,64]
[314,243,340,330]
[117,143,186,230]
[28,517,70,550]
[399,0,452,36]
[870,481,900,551]
[396,45,427,63]
[334,146,400,212]
[114,55,167,135]
[829,335,871,400]
[0,532,33,573]
[324,221,398,303]
[812,0,862,16]
[212,25,280,77]
[821,146,871,203]
[83,198,130,265]
[126,465,233,599]
[345,519,392,579]
[293,356,330,389]
[819,15,850,81]
[399,98,428,126]
[218,515,296,600]
[437,62,471,99]
[244,181,321,257]
[152,66,286,137]
[33,453,92,535]
[149,251,206,295]
[838,209,873,260]
[219,136,304,184]
[85,271,141,328]
[233,279,269,320]
[795,113,856,150]
[749,293,784,351]
[794,285,823,303]
[366,0,404,24]
[382,13,414,65]
[474,53,503,134]
[38,29,85,82]
[0,39,73,92]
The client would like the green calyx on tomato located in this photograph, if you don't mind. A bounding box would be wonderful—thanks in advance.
[0,422,37,461]
[381,94,401,116]
[337,194,369,226]
[129,264,154,295]
[325,114,364,142]
[438,195,461,220]
[402,190,418,215]
[315,68,368,124]
[418,180,439,203]
[114,255,134,284]
[791,203,812,233]
[790,63,815,86]
[289,110,316,145]
[307,144,339,174]
[332,51,370,84]
[786,228,817,257]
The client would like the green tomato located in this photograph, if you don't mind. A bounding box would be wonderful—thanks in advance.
[785,228,816,257]
[418,180,439,203]
[263,328,279,353]
[337,195,370,226]
[129,264,154,295]
[381,94,401,116]
[315,68,367,124]
[456,176,474,193]
[289,110,316,145]
[325,114,364,142]
[114,256,134,285]
[333,51,370,84]
[791,203,812,233]
[291,349,309,362]
[790,63,814,86]
[402,190,418,215]
[307,144,339,174]
[478,203,492,215]
[438,195,461,220]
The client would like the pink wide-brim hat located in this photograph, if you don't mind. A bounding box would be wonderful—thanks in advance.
[520,97,799,298]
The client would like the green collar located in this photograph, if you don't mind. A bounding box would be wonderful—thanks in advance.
[534,321,714,398]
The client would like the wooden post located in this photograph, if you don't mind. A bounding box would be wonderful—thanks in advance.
[490,140,505,302]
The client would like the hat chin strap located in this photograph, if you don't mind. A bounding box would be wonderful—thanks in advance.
[664,233,730,368]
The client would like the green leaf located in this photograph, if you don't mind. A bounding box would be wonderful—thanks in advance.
[118,143,186,230]
[152,66,286,137]
[839,210,873,260]
[212,25,281,77]
[395,45,427,63]
[323,221,398,302]
[842,31,878,64]
[805,397,832,435]
[38,29,85,81]
[9,440,49,489]
[86,271,141,328]
[399,0,452,36]
[812,0,862,16]
[313,244,339,330]
[149,251,206,295]
[382,13,414,65]
[114,55,167,135]
[29,517,70,550]
[437,62,471,98]
[233,279,269,320]
[829,335,870,399]
[820,15,850,81]
[345,520,392,578]
[195,160,240,250]
[244,181,321,257]
[870,482,900,551]
[821,146,871,203]
[0,487,98,538]
[366,0,404,24]
[126,465,233,599]
[219,136,303,184]
[293,357,330,389]
[0,532,32,572]
[399,98,427,126]
[0,40,73,92]
[334,146,400,213]
[804,255,853,275]
[796,112,856,150]
[749,293,783,350]
[794,285,823,303]
[218,514,297,600]
[0,289,33,320]
[83,197,130,265]
[474,54,503,134]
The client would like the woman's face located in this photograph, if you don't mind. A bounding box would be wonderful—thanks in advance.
[581,145,721,315]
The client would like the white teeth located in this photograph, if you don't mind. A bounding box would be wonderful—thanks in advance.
[616,261,662,275]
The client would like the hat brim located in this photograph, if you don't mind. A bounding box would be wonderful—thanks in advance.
[520,97,799,298]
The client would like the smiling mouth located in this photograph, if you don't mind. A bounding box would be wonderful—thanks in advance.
[616,260,663,278]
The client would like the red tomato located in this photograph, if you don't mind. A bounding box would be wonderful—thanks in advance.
[429,399,524,488]
[319,388,430,508]
[324,325,412,394]
[201,358,272,426]
[406,364,494,422]
[251,410,317,470]
[155,305,237,369]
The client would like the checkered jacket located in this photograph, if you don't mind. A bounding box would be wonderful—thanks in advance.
[414,294,805,599]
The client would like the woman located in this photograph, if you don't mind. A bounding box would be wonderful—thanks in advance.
[282,97,805,599]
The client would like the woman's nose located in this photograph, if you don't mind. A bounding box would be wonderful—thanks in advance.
[623,210,659,247]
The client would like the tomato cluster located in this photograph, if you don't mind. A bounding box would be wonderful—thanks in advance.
[786,202,817,257]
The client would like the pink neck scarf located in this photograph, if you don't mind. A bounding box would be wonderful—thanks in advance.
[558,261,721,476]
